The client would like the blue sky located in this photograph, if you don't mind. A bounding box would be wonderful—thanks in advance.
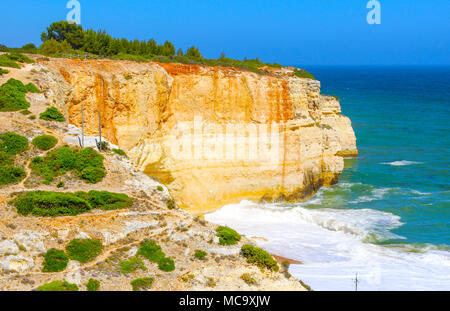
[1,0,449,65]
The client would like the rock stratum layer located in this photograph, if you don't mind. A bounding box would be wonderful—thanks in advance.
[40,59,357,213]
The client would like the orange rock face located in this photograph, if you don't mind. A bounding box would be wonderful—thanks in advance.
[40,59,357,213]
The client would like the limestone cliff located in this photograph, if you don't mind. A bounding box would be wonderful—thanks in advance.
[38,59,357,213]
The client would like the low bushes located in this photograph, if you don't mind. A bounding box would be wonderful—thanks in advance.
[240,273,257,285]
[39,107,65,122]
[32,134,58,151]
[112,148,127,157]
[194,250,207,260]
[0,55,20,69]
[240,244,279,272]
[0,132,28,155]
[65,238,103,263]
[10,190,132,217]
[0,79,37,111]
[11,191,91,217]
[37,280,78,291]
[216,226,241,245]
[30,146,106,184]
[86,279,100,291]
[131,277,154,291]
[0,68,8,76]
[5,53,34,64]
[120,257,146,274]
[42,248,69,272]
[0,166,26,186]
[0,132,27,186]
[137,239,175,272]
[158,257,175,272]
[293,68,315,80]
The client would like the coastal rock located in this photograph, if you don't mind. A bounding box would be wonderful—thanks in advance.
[0,255,34,272]
[42,59,358,212]
[0,240,19,255]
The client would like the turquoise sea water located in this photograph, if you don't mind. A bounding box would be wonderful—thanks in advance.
[206,66,450,290]
[312,66,449,247]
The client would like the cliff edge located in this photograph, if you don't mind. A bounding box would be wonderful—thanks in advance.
[37,59,357,213]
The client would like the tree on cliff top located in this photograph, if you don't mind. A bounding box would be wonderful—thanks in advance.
[41,21,85,50]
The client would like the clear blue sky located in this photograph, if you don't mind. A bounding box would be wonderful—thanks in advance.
[1,0,449,65]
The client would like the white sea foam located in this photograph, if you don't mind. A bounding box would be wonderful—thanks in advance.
[205,201,450,291]
[381,160,423,166]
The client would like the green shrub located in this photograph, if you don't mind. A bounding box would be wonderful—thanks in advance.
[25,82,40,93]
[0,151,13,166]
[39,107,65,122]
[86,278,100,291]
[216,226,241,245]
[42,248,69,272]
[20,109,31,115]
[156,185,164,191]
[130,277,154,291]
[65,239,103,263]
[30,146,106,184]
[85,190,133,210]
[0,68,8,76]
[28,115,36,120]
[240,273,257,285]
[137,240,165,263]
[112,148,127,157]
[5,53,34,64]
[158,257,175,272]
[0,55,20,69]
[32,135,58,151]
[240,244,279,272]
[37,280,78,291]
[0,132,28,155]
[121,257,146,274]
[57,180,65,188]
[194,250,207,260]
[0,166,26,185]
[78,166,106,184]
[10,190,132,217]
[10,191,92,217]
[0,79,32,111]
[294,68,315,80]
[166,198,176,209]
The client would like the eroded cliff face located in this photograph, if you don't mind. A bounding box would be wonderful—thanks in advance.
[38,59,357,213]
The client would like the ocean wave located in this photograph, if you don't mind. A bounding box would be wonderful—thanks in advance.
[348,187,394,204]
[381,160,423,166]
[205,202,450,290]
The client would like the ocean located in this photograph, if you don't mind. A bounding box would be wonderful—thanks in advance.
[205,66,450,290]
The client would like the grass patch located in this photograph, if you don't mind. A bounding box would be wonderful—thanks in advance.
[0,166,26,186]
[65,239,103,263]
[0,68,8,76]
[0,132,28,155]
[216,226,241,245]
[240,244,279,272]
[5,53,34,64]
[37,280,78,291]
[293,68,315,80]
[0,55,20,69]
[30,146,106,184]
[194,250,207,260]
[32,134,58,151]
[28,115,36,120]
[0,79,34,111]
[112,148,127,157]
[120,257,147,274]
[131,277,154,291]
[39,107,65,122]
[137,239,175,272]
[86,278,100,291]
[10,190,132,217]
[158,257,175,272]
[137,239,165,262]
[0,151,13,167]
[240,273,257,286]
[42,248,69,272]
[20,109,31,115]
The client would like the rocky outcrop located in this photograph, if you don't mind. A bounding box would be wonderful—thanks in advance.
[38,59,357,213]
